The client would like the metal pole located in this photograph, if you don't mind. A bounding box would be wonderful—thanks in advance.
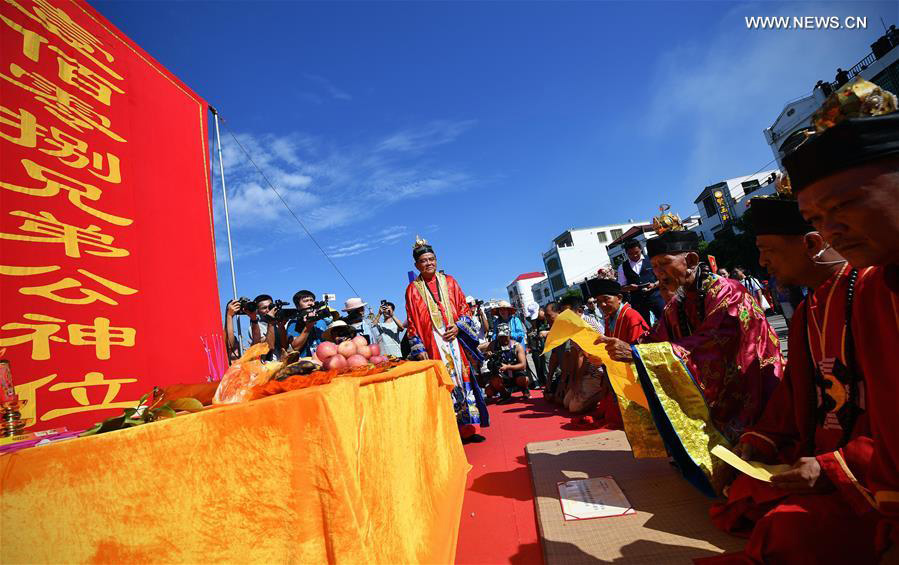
[211,106,243,355]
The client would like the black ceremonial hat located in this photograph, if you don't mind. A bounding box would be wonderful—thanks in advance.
[783,113,899,193]
[746,197,815,236]
[586,278,622,297]
[646,230,700,258]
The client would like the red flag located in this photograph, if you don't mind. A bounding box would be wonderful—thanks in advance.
[0,0,222,431]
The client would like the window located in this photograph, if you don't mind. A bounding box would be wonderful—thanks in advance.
[703,196,717,217]
[597,231,608,243]
[550,274,566,292]
[741,180,761,194]
[546,258,561,272]
[610,228,623,240]
[554,234,573,248]
[544,288,550,298]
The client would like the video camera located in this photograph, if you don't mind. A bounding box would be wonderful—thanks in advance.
[297,300,331,324]
[265,299,298,323]
[237,296,258,313]
[486,352,503,375]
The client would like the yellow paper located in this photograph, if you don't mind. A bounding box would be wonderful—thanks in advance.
[543,310,649,409]
[711,444,791,482]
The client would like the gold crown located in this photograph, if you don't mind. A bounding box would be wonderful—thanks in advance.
[652,204,684,234]
[774,172,793,197]
[412,235,429,249]
[813,77,898,133]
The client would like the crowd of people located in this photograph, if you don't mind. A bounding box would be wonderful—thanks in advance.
[220,78,899,561]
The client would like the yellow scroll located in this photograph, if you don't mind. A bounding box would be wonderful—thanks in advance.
[543,310,666,458]
[710,444,791,482]
[543,310,647,409]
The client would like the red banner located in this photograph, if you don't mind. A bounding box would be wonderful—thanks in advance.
[0,0,224,432]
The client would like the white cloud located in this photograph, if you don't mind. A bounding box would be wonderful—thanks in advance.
[303,73,352,101]
[327,225,410,258]
[215,242,265,264]
[212,120,475,235]
[376,120,477,153]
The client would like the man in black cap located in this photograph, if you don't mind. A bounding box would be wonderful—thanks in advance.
[594,225,784,495]
[578,277,650,430]
[617,239,665,324]
[710,195,878,563]
[784,78,899,559]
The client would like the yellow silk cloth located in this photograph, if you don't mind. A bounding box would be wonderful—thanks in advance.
[542,310,666,457]
[632,342,731,493]
[0,361,470,564]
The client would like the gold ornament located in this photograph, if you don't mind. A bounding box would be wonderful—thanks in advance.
[652,204,685,234]
[412,235,429,250]
[774,173,793,197]
[813,77,898,133]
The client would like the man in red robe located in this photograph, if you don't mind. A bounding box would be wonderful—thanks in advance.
[707,195,879,563]
[597,227,784,495]
[404,236,489,443]
[572,277,650,430]
[785,80,899,559]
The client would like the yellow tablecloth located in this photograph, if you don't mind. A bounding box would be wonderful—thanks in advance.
[1,361,470,564]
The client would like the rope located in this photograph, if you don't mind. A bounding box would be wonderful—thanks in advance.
[216,114,361,297]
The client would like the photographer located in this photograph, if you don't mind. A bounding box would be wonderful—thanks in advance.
[617,239,665,325]
[374,301,404,357]
[341,297,378,344]
[224,299,243,361]
[483,323,529,404]
[288,290,329,357]
[466,296,490,343]
[223,294,283,361]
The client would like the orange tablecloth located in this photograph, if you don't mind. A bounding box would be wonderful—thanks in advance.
[1,361,470,564]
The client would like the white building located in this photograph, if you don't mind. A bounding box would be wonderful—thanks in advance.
[530,278,553,307]
[693,171,778,242]
[506,272,547,312]
[606,215,702,268]
[542,221,644,299]
[764,33,899,167]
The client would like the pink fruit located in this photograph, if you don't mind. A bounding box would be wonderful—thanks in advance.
[352,336,368,348]
[370,355,385,364]
[357,344,372,359]
[323,354,347,371]
[337,340,357,358]
[316,341,338,361]
[369,344,381,357]
[346,354,368,368]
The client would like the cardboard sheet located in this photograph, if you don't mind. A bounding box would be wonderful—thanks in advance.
[528,430,744,564]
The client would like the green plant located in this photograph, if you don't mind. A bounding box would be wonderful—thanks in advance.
[80,388,204,436]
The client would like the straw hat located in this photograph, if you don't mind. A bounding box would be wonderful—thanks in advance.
[493,300,516,313]
[342,297,368,312]
[322,320,354,342]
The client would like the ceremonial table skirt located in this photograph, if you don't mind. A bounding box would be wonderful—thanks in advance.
[1,361,470,564]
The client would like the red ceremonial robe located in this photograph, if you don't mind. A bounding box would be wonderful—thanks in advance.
[643,275,784,441]
[855,266,899,556]
[595,304,650,429]
[404,273,471,362]
[708,266,879,564]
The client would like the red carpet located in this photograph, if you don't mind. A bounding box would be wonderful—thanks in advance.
[455,391,604,564]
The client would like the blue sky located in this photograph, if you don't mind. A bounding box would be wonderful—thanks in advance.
[93,0,897,314]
